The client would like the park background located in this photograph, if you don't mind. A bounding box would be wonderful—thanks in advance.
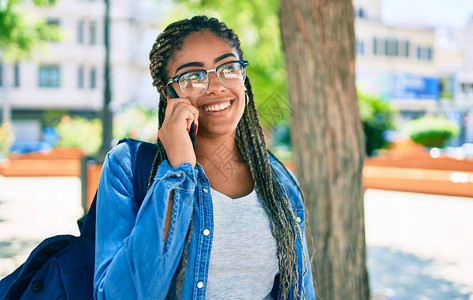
[1,0,473,299]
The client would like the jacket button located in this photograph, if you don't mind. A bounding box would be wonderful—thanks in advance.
[31,279,44,293]
[296,217,302,223]
[176,172,182,177]
[202,188,209,193]
[203,229,210,236]
[197,281,204,288]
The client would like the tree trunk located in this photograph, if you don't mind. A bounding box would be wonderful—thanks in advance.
[279,1,369,299]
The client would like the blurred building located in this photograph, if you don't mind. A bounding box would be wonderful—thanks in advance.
[354,0,437,130]
[435,24,473,145]
[2,0,473,147]
[0,0,165,148]
[353,0,473,144]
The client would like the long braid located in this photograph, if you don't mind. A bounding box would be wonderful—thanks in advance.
[239,79,304,298]
[148,16,308,299]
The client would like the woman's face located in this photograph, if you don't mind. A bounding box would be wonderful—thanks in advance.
[166,31,246,138]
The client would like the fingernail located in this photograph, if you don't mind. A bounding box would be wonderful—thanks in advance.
[187,126,190,132]
[195,124,198,135]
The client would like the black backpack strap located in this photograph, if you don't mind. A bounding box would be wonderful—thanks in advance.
[80,195,97,239]
[80,138,158,239]
[132,141,158,207]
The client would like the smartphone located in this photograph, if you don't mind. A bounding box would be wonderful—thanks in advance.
[167,85,196,151]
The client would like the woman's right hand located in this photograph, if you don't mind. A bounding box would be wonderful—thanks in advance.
[158,96,199,168]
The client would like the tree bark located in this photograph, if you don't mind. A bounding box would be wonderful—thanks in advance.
[279,1,369,299]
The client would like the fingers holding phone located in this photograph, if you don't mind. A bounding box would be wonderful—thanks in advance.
[158,95,199,168]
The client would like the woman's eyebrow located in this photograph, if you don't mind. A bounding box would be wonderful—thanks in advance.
[174,53,237,74]
[214,53,237,63]
[175,62,203,74]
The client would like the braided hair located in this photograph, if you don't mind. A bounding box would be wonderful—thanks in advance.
[149,16,307,299]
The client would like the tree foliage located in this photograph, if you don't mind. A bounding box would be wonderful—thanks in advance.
[0,0,61,61]
[168,0,288,128]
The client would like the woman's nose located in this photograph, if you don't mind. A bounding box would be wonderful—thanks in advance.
[205,71,225,95]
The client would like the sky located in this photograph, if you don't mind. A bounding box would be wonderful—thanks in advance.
[381,0,473,28]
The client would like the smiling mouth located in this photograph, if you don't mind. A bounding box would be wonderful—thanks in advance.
[202,100,234,112]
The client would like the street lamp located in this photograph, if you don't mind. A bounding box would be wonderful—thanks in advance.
[97,0,112,162]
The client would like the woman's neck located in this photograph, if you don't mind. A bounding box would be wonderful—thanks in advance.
[194,130,253,195]
[194,130,244,166]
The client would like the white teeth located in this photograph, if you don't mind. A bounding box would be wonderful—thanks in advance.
[204,101,231,112]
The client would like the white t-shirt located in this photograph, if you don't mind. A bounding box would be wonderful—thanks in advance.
[206,187,279,299]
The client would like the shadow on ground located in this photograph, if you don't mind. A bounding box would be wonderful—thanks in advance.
[0,239,41,277]
[368,246,472,300]
[0,239,39,260]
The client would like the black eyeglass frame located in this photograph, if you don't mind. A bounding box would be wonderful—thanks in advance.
[166,60,249,95]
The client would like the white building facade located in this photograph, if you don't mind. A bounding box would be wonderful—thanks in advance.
[354,0,437,126]
[354,0,473,144]
[0,0,165,145]
[1,0,473,146]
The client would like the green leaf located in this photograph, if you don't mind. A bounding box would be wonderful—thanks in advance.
[0,0,62,61]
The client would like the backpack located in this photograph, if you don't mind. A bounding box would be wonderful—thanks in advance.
[0,139,158,300]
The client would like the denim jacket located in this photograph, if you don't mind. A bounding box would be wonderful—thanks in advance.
[94,140,315,299]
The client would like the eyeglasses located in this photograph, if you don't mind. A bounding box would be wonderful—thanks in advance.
[167,60,249,97]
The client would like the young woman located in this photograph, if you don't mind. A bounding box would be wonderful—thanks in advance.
[94,16,315,299]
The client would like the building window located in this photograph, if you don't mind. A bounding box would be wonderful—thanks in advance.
[427,47,433,61]
[356,40,365,55]
[373,38,413,57]
[358,8,366,18]
[90,67,96,89]
[77,20,84,44]
[373,38,385,56]
[385,39,398,56]
[47,19,60,26]
[14,62,20,87]
[461,82,473,94]
[398,40,410,57]
[38,65,61,88]
[78,66,84,88]
[46,19,60,42]
[417,46,433,61]
[89,21,97,45]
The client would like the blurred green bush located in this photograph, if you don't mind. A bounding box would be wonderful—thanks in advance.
[268,93,396,159]
[0,122,15,158]
[358,93,396,156]
[403,116,459,148]
[55,116,102,155]
[52,106,158,156]
[113,105,157,143]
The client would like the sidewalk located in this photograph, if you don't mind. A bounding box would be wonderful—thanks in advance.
[0,177,472,299]
[365,189,473,299]
[0,177,83,276]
